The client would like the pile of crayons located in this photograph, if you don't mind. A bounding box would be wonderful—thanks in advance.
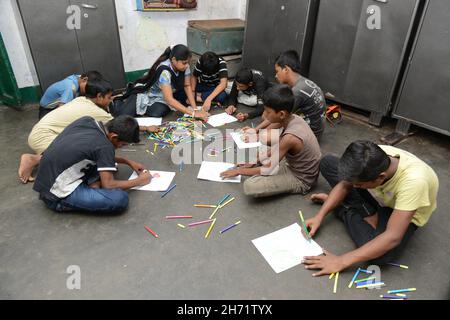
[145,117,206,148]
[341,265,415,299]
[144,193,241,239]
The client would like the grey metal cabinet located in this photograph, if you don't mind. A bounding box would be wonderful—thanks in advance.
[17,0,125,91]
[308,0,421,125]
[393,0,450,136]
[242,0,319,80]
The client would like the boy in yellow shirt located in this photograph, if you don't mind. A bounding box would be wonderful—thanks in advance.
[302,140,439,276]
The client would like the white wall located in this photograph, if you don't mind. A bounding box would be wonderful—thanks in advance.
[0,0,247,89]
[0,0,38,88]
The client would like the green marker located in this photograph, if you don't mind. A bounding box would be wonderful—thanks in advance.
[299,210,311,242]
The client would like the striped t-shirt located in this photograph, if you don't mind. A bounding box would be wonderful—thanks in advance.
[193,57,228,87]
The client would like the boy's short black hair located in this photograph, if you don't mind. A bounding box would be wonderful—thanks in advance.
[338,140,391,182]
[275,50,302,73]
[106,115,140,144]
[80,70,103,81]
[262,84,294,113]
[85,78,113,98]
[200,51,220,75]
[235,68,253,85]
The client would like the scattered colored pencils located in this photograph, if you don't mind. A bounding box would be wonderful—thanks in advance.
[333,272,339,294]
[298,210,311,242]
[144,225,158,238]
[348,268,361,288]
[387,288,416,294]
[194,204,217,208]
[387,262,409,269]
[161,184,176,198]
[220,221,241,234]
[188,219,214,227]
[204,219,216,238]
[165,215,192,219]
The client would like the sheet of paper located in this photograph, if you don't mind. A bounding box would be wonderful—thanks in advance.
[252,223,323,273]
[207,113,238,127]
[230,131,262,149]
[135,117,162,127]
[129,171,175,191]
[197,161,241,183]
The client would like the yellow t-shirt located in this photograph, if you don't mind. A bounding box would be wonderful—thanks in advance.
[28,97,113,154]
[367,145,439,227]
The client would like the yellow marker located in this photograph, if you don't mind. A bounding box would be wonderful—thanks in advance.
[177,224,186,229]
[204,219,216,238]
[333,272,339,294]
[153,143,158,152]
[329,273,335,280]
[219,197,235,208]
[396,294,407,297]
[209,206,221,219]
[194,204,217,208]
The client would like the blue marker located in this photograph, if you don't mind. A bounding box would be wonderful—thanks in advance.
[161,184,177,198]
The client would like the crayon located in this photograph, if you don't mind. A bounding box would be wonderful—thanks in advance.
[161,184,176,198]
[220,221,241,234]
[144,225,158,238]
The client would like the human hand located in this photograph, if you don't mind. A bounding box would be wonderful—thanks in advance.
[128,160,146,173]
[305,215,323,238]
[195,110,209,121]
[302,250,347,277]
[225,105,237,115]
[220,168,240,178]
[202,99,212,112]
[236,113,249,122]
[137,170,152,185]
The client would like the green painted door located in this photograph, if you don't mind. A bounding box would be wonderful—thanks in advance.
[0,33,22,106]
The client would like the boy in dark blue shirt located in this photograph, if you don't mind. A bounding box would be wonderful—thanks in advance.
[33,115,151,214]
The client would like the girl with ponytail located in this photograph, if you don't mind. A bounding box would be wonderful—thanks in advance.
[111,44,209,120]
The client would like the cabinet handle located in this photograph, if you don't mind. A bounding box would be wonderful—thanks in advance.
[81,4,98,9]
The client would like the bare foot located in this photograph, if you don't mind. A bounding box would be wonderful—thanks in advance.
[18,154,42,184]
[310,193,329,204]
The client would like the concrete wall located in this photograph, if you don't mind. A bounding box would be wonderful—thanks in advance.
[0,0,247,90]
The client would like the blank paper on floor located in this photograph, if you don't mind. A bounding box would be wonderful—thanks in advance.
[135,117,162,127]
[128,171,175,191]
[252,223,323,273]
[197,161,241,183]
[207,113,238,127]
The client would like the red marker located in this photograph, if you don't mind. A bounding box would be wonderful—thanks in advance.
[144,225,159,238]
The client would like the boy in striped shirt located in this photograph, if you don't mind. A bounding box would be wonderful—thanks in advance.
[190,51,228,111]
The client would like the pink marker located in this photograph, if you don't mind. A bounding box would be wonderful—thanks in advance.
[165,215,193,219]
[188,219,214,227]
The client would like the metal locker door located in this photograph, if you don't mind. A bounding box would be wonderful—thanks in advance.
[17,0,84,91]
[270,0,312,78]
[309,0,362,98]
[70,0,126,90]
[242,0,277,79]
[393,0,450,136]
[343,0,420,116]
[242,0,318,81]
[309,0,420,124]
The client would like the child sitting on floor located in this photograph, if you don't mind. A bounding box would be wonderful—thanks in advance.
[220,84,321,197]
[224,68,269,122]
[38,71,102,119]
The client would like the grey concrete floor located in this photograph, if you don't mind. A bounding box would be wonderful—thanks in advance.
[0,104,449,300]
